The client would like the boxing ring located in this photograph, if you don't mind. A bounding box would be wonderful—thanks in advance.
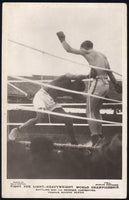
[7,39,122,149]
[7,75,122,148]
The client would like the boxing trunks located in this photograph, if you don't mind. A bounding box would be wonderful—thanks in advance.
[88,75,109,97]
[33,88,61,111]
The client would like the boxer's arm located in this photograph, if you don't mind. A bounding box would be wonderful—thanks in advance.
[57,31,84,55]
[105,59,117,85]
[62,41,82,55]
[63,68,96,80]
[108,71,117,85]
[63,73,90,80]
[108,70,122,93]
[105,59,122,93]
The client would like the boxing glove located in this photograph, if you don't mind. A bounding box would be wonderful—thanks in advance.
[57,31,65,42]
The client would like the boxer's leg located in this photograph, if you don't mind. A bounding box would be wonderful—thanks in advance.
[53,107,78,144]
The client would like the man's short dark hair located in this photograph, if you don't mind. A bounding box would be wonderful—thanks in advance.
[80,40,93,50]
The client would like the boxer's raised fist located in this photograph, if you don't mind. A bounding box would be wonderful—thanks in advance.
[57,31,65,42]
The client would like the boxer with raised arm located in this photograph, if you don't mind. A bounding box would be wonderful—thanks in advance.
[57,31,121,146]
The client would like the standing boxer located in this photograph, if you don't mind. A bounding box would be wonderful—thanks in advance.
[57,31,121,146]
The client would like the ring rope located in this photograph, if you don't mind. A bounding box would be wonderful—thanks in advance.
[7,123,122,127]
[54,143,99,149]
[7,104,122,125]
[8,78,94,83]
[8,82,28,96]
[18,140,98,150]
[8,102,122,106]
[10,75,122,103]
[8,39,122,77]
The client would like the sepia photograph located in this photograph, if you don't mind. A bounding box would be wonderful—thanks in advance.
[2,3,127,198]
